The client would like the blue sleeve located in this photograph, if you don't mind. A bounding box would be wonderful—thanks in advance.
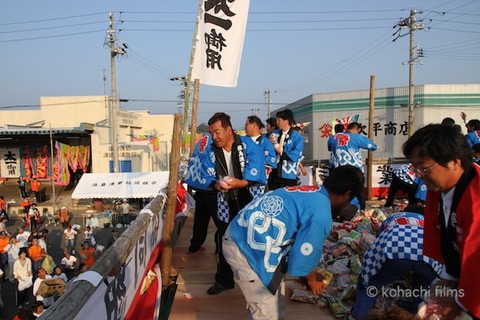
[465,132,480,147]
[283,130,304,163]
[242,137,267,185]
[327,135,335,151]
[355,135,378,151]
[287,195,332,276]
[262,137,277,168]
[185,135,216,190]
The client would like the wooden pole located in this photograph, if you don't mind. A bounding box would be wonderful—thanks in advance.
[182,2,202,156]
[189,79,200,158]
[367,75,375,200]
[161,113,182,288]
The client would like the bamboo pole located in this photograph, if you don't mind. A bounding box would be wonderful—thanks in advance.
[161,113,182,288]
[367,75,375,200]
[189,79,200,158]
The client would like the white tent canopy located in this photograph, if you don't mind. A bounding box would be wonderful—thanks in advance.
[72,172,170,199]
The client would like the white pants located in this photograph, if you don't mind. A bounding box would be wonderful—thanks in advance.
[223,227,285,320]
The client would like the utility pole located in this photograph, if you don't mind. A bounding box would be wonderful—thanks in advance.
[49,124,56,210]
[264,89,275,118]
[107,12,126,172]
[394,9,424,137]
[182,1,203,158]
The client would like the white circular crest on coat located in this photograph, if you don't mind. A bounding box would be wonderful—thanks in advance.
[260,195,283,218]
[300,242,313,256]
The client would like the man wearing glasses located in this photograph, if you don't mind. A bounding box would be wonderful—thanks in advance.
[403,123,480,320]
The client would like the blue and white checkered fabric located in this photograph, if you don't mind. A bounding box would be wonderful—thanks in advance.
[361,225,443,286]
[217,192,230,223]
[249,185,265,199]
[393,163,416,184]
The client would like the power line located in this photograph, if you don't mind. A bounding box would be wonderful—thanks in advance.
[0,12,106,26]
[0,30,105,43]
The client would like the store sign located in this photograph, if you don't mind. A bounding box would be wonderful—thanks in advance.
[0,148,20,178]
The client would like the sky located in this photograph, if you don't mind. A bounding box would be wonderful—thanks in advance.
[1,0,479,129]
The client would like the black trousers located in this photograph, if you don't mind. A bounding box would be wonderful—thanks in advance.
[215,221,234,288]
[385,174,418,207]
[188,190,218,253]
[267,169,298,191]
[214,192,251,288]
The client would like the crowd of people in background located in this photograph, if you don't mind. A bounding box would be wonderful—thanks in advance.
[0,194,123,319]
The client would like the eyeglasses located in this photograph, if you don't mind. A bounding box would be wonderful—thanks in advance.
[412,162,439,176]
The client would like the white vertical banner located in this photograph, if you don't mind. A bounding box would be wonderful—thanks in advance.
[192,0,250,87]
[0,148,20,178]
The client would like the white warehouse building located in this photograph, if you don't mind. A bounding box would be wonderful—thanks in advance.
[280,84,480,162]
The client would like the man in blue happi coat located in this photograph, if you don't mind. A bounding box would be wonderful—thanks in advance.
[267,109,304,190]
[196,112,266,295]
[223,165,364,319]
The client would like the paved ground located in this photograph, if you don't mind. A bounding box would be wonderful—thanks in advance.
[0,181,129,318]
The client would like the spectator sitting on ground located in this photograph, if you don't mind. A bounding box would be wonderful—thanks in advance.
[80,241,96,269]
[31,301,45,318]
[61,250,79,279]
[59,206,69,228]
[33,267,53,307]
[78,263,87,274]
[52,266,68,283]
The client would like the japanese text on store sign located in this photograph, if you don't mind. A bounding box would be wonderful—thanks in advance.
[319,121,408,138]
[203,0,236,70]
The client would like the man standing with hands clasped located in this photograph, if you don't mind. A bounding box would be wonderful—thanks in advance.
[223,165,364,319]
[195,112,267,296]
[267,109,304,190]
[403,124,480,320]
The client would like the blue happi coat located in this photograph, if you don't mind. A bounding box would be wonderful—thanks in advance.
[229,185,332,288]
[271,128,304,180]
[185,134,267,222]
[331,132,377,169]
[255,135,277,169]
[466,130,480,147]
[185,134,267,188]
[184,134,216,191]
[249,135,277,198]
